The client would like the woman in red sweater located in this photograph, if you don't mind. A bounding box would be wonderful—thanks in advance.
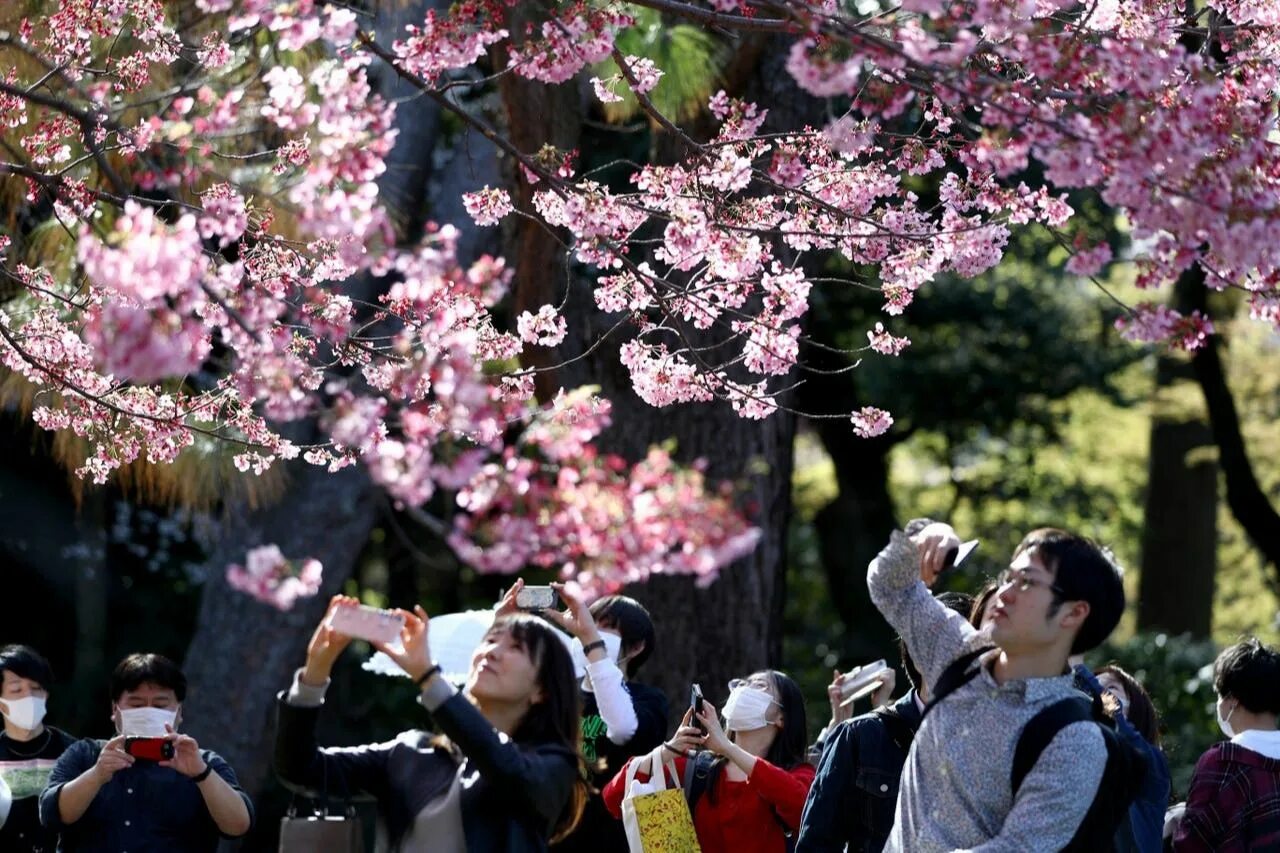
[603,669,815,853]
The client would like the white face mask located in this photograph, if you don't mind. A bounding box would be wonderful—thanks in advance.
[117,706,178,737]
[0,696,47,731]
[722,684,779,732]
[1217,697,1237,739]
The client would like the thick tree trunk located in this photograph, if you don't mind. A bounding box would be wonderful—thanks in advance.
[489,33,808,720]
[180,465,381,796]
[1137,359,1218,636]
[1180,269,1280,580]
[810,428,900,662]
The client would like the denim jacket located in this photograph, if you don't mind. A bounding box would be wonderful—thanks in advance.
[1073,665,1172,853]
[795,691,923,853]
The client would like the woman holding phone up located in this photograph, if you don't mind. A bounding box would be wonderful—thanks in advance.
[602,669,815,853]
[274,596,587,852]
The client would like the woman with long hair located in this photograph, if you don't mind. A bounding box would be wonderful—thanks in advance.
[275,596,587,851]
[1072,662,1169,852]
[603,669,814,853]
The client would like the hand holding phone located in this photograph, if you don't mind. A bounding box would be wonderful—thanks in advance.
[839,660,893,707]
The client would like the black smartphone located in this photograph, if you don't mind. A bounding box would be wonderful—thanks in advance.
[690,682,706,734]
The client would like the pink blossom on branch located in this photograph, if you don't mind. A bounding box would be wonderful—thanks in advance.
[851,406,894,439]
[225,545,324,611]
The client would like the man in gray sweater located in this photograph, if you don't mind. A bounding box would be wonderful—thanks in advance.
[868,521,1125,852]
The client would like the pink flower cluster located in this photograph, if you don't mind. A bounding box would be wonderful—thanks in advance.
[508,5,632,84]
[462,186,514,227]
[448,389,761,597]
[226,545,323,611]
[1115,304,1215,351]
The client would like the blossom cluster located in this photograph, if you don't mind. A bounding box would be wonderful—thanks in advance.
[225,545,324,611]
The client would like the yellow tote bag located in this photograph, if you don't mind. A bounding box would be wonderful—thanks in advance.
[620,746,701,853]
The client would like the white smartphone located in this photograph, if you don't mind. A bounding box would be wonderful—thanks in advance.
[839,659,891,707]
[328,604,405,646]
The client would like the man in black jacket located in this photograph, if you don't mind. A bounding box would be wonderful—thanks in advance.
[796,592,973,853]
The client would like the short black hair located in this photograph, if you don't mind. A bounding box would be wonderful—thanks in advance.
[901,592,974,692]
[1015,528,1125,654]
[589,595,655,676]
[0,645,54,688]
[1213,637,1280,715]
[109,653,187,703]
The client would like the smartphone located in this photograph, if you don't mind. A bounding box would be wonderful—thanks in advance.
[839,660,892,707]
[690,683,706,734]
[941,539,980,574]
[328,604,406,646]
[514,585,559,611]
[124,737,175,762]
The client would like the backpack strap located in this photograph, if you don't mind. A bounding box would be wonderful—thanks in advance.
[922,646,995,719]
[873,706,916,753]
[1010,696,1093,794]
[682,748,718,812]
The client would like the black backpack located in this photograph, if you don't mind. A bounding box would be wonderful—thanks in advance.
[924,648,1149,853]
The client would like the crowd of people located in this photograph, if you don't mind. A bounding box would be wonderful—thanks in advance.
[1,521,1278,852]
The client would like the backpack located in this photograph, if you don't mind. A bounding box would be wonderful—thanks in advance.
[924,648,1149,853]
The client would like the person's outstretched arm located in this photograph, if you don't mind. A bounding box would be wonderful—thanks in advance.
[867,520,985,690]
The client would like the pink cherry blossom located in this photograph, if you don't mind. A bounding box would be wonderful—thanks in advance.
[851,406,894,439]
[462,186,514,227]
[226,545,324,611]
[517,305,568,347]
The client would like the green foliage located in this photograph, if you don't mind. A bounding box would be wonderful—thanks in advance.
[594,8,724,125]
[1089,631,1222,796]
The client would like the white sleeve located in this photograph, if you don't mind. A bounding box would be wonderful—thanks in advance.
[587,658,639,744]
[285,668,329,707]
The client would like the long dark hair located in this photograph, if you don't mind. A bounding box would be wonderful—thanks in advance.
[490,615,588,842]
[708,669,810,802]
[1097,663,1161,747]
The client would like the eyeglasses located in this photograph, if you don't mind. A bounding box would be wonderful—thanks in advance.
[996,569,1066,597]
[728,678,781,704]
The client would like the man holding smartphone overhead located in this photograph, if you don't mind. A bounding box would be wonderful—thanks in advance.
[866,520,1127,852]
[39,653,254,852]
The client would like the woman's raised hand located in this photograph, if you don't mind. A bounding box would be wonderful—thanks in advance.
[540,582,602,645]
[301,595,357,686]
[666,707,708,757]
[372,605,432,682]
[494,578,524,620]
[696,704,733,756]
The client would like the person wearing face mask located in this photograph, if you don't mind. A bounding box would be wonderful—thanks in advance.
[1070,662,1170,853]
[38,653,254,852]
[0,645,77,853]
[1171,637,1280,852]
[491,582,667,853]
[275,595,589,851]
[602,669,815,853]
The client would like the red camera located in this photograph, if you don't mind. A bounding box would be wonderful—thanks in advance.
[124,737,175,762]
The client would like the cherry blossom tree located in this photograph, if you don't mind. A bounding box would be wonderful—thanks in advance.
[0,0,1276,586]
[4,0,1278,804]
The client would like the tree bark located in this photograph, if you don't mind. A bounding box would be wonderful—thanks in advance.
[1137,362,1218,636]
[1180,269,1280,580]
[180,465,381,796]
